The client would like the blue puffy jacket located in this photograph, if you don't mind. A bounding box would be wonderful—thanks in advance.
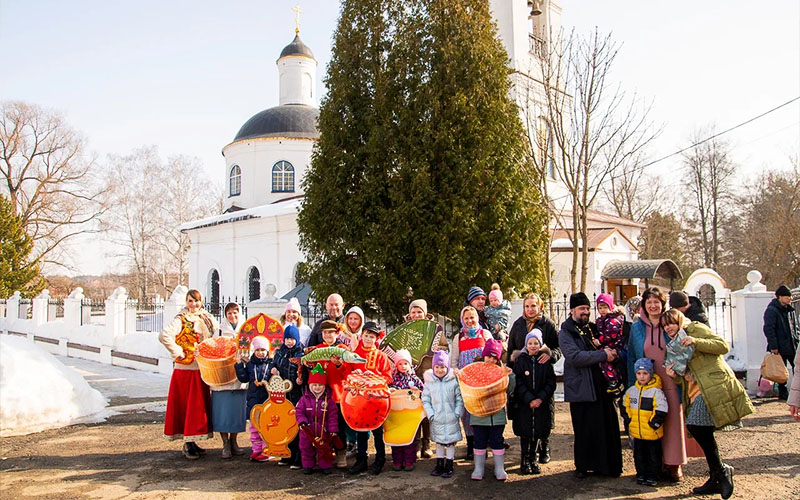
[422,369,464,445]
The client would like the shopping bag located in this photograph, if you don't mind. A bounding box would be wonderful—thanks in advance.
[760,353,789,384]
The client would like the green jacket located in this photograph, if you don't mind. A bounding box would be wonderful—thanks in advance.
[674,322,754,428]
[469,371,516,427]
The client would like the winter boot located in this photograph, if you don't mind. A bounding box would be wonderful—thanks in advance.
[470,450,486,480]
[420,438,433,459]
[229,436,245,456]
[371,456,386,475]
[221,439,232,459]
[430,458,445,476]
[492,449,507,481]
[719,463,734,499]
[192,442,207,455]
[519,438,532,475]
[441,458,455,479]
[529,440,541,474]
[348,454,368,474]
[538,438,551,464]
[465,436,475,461]
[692,470,722,495]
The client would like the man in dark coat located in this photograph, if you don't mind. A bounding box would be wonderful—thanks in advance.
[763,285,799,400]
[307,293,345,347]
[558,292,622,478]
[669,291,710,326]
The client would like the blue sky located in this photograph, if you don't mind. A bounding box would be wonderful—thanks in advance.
[1,1,798,275]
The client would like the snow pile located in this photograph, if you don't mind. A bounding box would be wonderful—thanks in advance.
[0,335,108,436]
[114,331,166,359]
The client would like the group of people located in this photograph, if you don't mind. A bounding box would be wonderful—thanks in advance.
[157,283,797,498]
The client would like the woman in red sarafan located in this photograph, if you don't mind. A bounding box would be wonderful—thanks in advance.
[159,289,220,459]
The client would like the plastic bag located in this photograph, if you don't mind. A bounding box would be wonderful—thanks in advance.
[760,352,789,384]
[664,330,695,376]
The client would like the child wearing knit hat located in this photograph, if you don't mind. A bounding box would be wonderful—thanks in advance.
[468,339,516,481]
[389,349,425,471]
[511,329,556,475]
[594,293,627,396]
[623,358,668,487]
[234,336,272,462]
[422,351,463,479]
[296,364,339,474]
[269,325,306,468]
[485,284,512,343]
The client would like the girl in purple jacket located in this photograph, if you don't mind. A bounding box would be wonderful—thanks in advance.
[296,364,339,474]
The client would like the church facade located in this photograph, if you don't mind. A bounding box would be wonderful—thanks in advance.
[181,1,642,307]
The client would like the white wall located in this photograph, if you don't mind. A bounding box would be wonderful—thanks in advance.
[222,138,314,210]
[278,55,317,106]
[187,211,302,300]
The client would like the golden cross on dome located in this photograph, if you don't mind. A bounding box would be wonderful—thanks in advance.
[292,4,303,34]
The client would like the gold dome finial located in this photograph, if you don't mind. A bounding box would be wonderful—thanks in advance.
[292,4,303,35]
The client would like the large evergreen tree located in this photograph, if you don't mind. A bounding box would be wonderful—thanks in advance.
[298,0,549,320]
[0,195,45,297]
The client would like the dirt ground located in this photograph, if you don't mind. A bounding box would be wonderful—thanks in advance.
[1,398,798,500]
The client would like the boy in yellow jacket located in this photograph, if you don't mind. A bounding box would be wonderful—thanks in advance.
[624,358,668,486]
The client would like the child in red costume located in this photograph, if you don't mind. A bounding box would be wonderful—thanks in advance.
[342,321,392,475]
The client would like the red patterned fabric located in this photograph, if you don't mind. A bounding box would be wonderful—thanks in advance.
[164,369,212,441]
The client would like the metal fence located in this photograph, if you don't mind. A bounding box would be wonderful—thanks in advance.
[128,298,165,332]
[207,296,249,325]
[81,298,105,325]
[47,298,64,321]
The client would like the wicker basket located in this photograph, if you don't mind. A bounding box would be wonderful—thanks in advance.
[196,351,238,386]
[457,364,511,417]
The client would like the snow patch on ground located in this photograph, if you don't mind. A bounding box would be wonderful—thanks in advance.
[0,335,109,437]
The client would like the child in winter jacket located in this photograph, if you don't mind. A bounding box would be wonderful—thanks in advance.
[389,349,424,471]
[269,325,305,468]
[296,364,339,474]
[468,339,516,481]
[485,284,512,342]
[422,350,464,479]
[511,329,556,475]
[234,335,271,462]
[624,358,668,486]
[594,293,627,395]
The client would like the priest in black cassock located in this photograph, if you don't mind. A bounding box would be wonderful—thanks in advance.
[558,292,623,478]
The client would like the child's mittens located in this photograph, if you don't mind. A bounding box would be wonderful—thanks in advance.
[648,420,662,430]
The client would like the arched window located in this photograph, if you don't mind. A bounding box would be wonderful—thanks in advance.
[537,117,555,179]
[272,161,295,193]
[229,165,241,197]
[247,266,261,302]
[208,269,220,315]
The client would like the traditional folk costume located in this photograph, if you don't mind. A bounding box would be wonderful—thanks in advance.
[159,308,219,443]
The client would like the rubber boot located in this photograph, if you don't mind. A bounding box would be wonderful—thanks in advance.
[529,439,541,474]
[441,458,455,478]
[348,454,368,474]
[538,438,551,464]
[719,463,734,500]
[492,449,507,481]
[465,436,474,461]
[430,458,445,476]
[519,438,532,475]
[471,450,486,480]
[221,439,232,459]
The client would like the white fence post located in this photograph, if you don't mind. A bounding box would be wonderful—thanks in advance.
[730,270,773,394]
[164,285,188,326]
[7,291,21,321]
[32,289,50,326]
[103,287,128,362]
[64,287,84,328]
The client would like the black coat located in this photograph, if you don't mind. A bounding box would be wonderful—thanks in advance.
[763,298,799,358]
[269,344,305,404]
[685,296,710,326]
[511,351,556,439]
[235,356,270,414]
[307,314,345,348]
[507,315,561,369]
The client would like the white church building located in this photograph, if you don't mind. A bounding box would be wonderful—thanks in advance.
[181,1,645,307]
